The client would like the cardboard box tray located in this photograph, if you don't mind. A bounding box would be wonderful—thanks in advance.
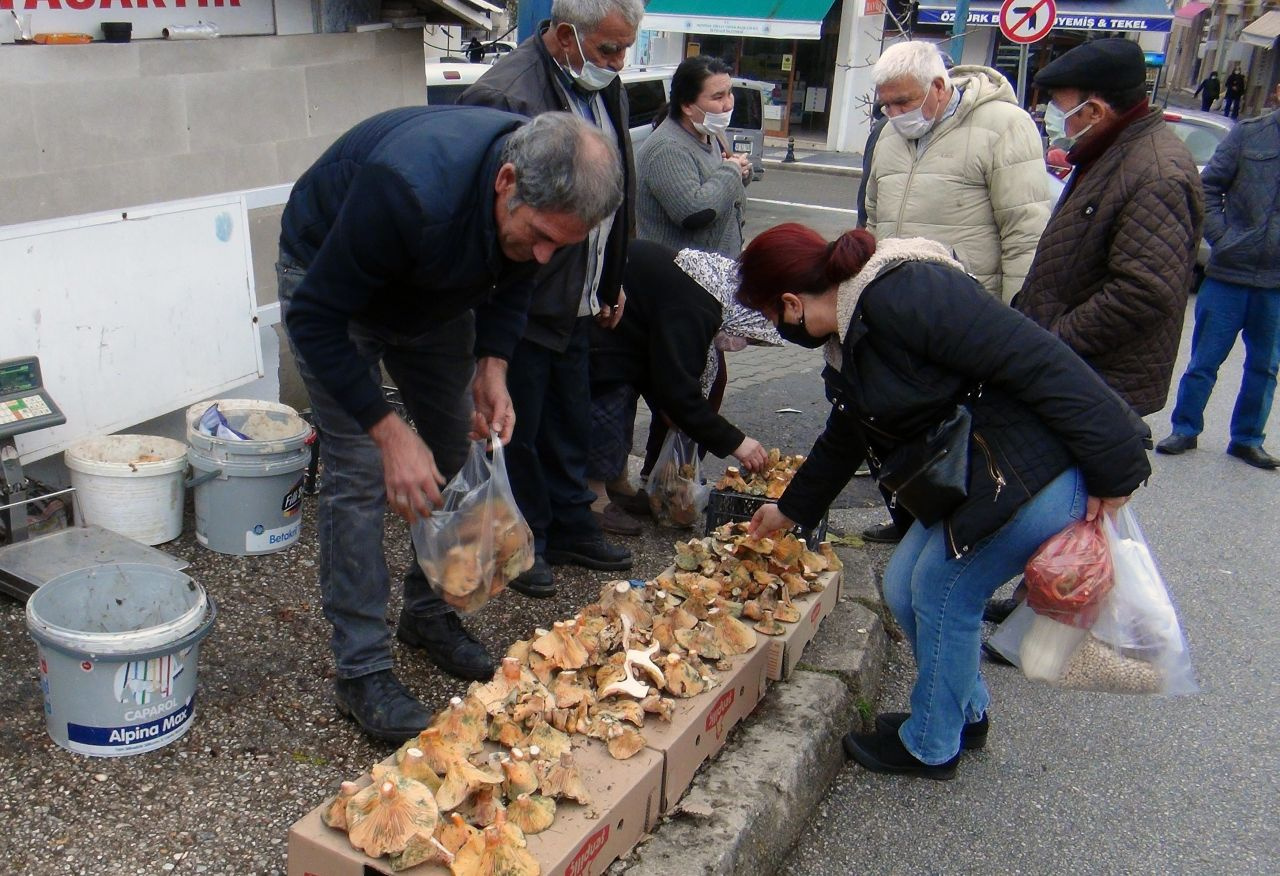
[288,740,662,876]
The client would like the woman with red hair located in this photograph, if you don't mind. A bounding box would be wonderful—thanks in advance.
[737,223,1153,779]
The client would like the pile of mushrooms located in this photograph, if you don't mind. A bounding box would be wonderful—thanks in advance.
[319,526,842,872]
[663,523,843,637]
[715,449,807,499]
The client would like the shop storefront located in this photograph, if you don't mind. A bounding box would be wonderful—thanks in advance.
[640,0,843,138]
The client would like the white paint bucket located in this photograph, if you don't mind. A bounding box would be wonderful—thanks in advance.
[64,435,189,545]
[25,563,216,757]
[185,400,311,556]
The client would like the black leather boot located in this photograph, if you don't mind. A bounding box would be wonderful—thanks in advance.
[396,610,495,681]
[333,669,430,743]
[545,536,632,571]
[508,555,556,598]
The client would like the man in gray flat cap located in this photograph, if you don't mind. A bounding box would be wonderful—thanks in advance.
[986,39,1204,626]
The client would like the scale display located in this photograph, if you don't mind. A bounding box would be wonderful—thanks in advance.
[0,357,66,438]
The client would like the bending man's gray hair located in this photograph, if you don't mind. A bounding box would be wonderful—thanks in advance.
[551,0,645,32]
[502,112,623,228]
[873,40,951,90]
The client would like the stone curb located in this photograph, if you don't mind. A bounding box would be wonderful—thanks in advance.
[614,551,888,876]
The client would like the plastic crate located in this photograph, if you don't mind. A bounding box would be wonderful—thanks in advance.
[703,488,829,545]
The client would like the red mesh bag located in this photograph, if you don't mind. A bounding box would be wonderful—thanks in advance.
[1024,518,1114,628]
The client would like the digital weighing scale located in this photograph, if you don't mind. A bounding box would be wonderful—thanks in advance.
[0,355,188,601]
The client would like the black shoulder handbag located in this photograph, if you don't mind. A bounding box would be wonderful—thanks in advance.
[864,403,973,527]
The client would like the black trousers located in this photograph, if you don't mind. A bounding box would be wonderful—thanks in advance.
[505,317,601,554]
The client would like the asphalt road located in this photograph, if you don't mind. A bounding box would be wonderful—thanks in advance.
[749,169,1280,875]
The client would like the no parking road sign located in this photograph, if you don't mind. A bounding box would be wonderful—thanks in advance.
[999,0,1056,44]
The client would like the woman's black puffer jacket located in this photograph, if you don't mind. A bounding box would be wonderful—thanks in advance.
[777,261,1152,557]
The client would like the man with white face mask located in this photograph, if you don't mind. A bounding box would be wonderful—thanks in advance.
[860,40,1050,546]
[1016,39,1204,419]
[865,40,1050,304]
[984,39,1204,628]
[459,0,642,596]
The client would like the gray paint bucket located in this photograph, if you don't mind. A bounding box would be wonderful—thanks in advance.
[25,563,216,757]
[185,400,311,556]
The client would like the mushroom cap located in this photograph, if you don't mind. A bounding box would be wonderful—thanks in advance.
[345,777,440,859]
[508,793,557,835]
[606,724,647,760]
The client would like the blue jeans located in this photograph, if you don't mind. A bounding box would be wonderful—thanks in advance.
[505,318,601,554]
[278,259,474,678]
[883,467,1087,764]
[1169,277,1280,448]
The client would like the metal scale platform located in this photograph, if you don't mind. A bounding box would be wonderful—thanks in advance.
[0,356,187,601]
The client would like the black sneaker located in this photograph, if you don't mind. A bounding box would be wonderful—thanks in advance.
[875,711,989,751]
[842,724,959,780]
[396,610,495,681]
[862,522,903,544]
[508,555,556,598]
[545,536,633,571]
[334,669,430,743]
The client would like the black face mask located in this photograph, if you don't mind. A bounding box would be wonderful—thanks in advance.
[775,310,829,349]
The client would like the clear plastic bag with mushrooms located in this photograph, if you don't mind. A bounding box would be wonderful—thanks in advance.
[648,429,711,528]
[411,433,534,613]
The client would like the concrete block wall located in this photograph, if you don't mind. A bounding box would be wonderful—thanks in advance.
[0,29,426,286]
[1,29,427,414]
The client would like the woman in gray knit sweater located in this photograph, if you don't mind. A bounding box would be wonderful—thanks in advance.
[635,56,752,257]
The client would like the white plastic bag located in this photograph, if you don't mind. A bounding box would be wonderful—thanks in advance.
[1086,506,1197,695]
[990,507,1196,695]
[410,435,533,614]
[647,429,710,528]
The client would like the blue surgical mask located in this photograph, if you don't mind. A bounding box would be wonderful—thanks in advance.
[561,25,618,92]
[1044,99,1093,150]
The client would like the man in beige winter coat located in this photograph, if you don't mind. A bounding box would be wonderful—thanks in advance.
[866,41,1050,302]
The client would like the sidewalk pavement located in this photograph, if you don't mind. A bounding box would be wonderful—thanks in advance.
[762,138,863,178]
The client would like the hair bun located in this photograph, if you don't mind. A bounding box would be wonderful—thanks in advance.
[825,229,876,284]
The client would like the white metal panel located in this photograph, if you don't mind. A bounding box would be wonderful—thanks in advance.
[0,194,262,464]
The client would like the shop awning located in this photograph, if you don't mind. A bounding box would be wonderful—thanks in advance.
[1174,2,1209,20]
[1241,10,1280,49]
[642,0,838,40]
[916,0,1175,33]
[419,0,496,30]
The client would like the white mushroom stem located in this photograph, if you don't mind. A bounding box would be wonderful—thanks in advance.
[621,613,634,651]
[599,660,651,700]
[625,642,666,687]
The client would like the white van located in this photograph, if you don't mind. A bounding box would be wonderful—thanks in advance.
[423,60,768,179]
[424,62,485,106]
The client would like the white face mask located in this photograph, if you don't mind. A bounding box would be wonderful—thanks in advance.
[561,25,617,92]
[889,100,936,140]
[692,107,733,138]
[1044,99,1093,150]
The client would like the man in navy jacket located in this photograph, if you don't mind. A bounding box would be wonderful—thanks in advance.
[280,107,622,741]
[1158,84,1280,470]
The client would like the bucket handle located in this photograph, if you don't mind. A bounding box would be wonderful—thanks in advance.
[186,468,222,489]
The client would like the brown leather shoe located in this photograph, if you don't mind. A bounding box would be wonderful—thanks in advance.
[596,502,642,536]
